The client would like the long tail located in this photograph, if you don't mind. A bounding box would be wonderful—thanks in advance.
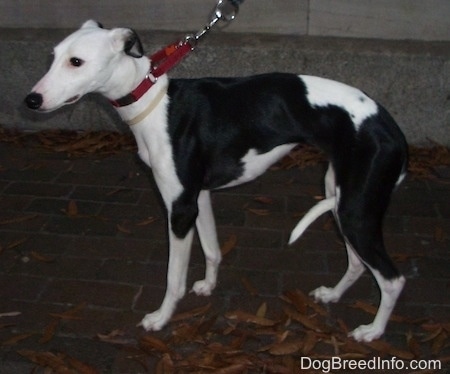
[288,197,336,245]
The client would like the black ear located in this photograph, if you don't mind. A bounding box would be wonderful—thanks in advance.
[124,29,144,58]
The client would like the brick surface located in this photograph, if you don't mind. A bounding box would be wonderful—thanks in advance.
[0,142,449,372]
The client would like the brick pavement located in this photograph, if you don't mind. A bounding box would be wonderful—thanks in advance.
[0,140,449,373]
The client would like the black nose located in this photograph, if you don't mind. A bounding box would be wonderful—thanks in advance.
[25,92,43,110]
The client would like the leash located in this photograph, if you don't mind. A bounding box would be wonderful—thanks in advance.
[111,0,244,109]
[150,0,244,79]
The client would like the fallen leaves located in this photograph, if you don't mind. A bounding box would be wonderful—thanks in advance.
[49,302,87,321]
[6,286,449,372]
[65,200,78,217]
[18,350,100,374]
[225,310,277,327]
[275,144,327,170]
[139,335,172,354]
[30,250,55,263]
[408,143,450,180]
[1,130,449,371]
[0,214,39,226]
[0,129,137,157]
[275,142,450,180]
[116,217,158,235]
[2,333,34,346]
[171,303,212,323]
[1,130,448,179]
[220,234,237,256]
[246,208,270,216]
[240,277,259,296]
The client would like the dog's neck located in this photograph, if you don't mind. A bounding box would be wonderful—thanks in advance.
[101,56,152,103]
[112,70,169,126]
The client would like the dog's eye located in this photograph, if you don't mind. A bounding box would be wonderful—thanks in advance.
[70,57,84,67]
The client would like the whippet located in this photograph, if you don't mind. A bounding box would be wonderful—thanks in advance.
[25,21,408,342]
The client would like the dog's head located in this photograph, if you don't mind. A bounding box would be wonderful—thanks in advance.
[25,20,145,112]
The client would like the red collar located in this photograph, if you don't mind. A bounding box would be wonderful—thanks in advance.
[110,41,192,108]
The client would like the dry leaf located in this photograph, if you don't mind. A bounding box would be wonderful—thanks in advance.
[253,196,274,205]
[18,350,71,373]
[275,330,290,344]
[283,306,329,333]
[337,318,349,335]
[136,217,157,226]
[66,200,78,217]
[97,329,131,345]
[283,289,308,315]
[431,331,448,356]
[269,339,303,355]
[422,322,450,333]
[30,251,55,263]
[39,319,59,344]
[366,340,415,360]
[66,355,100,374]
[246,208,270,216]
[2,333,34,346]
[225,310,277,327]
[49,302,86,321]
[330,335,340,356]
[197,314,218,336]
[406,330,421,357]
[139,335,171,354]
[171,323,199,344]
[421,325,443,343]
[170,303,211,322]
[156,353,174,374]
[434,226,445,242]
[256,302,267,319]
[0,323,16,330]
[339,338,371,355]
[106,187,129,197]
[116,223,132,234]
[241,277,259,296]
[18,350,97,373]
[221,234,237,256]
[6,237,28,250]
[215,364,248,374]
[349,300,407,323]
[303,331,319,355]
[0,214,38,226]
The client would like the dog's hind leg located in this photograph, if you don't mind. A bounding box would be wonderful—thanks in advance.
[310,164,366,303]
[140,226,194,331]
[310,243,365,303]
[349,266,405,342]
[332,153,405,342]
[192,190,222,296]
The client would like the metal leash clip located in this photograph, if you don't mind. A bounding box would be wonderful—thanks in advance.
[185,0,241,48]
[214,0,239,23]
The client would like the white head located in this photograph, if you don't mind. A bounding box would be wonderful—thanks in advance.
[25,20,147,112]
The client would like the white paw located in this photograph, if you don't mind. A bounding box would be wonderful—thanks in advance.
[309,286,340,304]
[191,279,215,296]
[139,310,169,331]
[349,323,383,342]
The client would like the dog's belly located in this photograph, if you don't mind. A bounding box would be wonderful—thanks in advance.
[218,143,297,189]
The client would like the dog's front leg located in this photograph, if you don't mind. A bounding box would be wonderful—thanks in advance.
[140,225,194,331]
[192,190,221,296]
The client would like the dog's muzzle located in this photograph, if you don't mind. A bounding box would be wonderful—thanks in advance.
[25,92,43,110]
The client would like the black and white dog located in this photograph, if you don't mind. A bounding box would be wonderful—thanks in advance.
[25,21,408,342]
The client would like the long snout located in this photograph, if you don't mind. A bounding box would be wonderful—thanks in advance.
[25,92,44,110]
